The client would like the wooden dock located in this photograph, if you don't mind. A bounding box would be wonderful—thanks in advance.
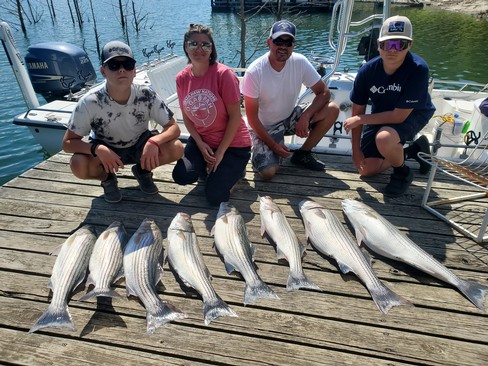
[1,150,487,365]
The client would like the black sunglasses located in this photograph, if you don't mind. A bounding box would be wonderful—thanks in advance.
[272,37,295,47]
[379,39,411,51]
[105,58,136,71]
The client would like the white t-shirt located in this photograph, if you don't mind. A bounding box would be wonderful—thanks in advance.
[241,52,320,127]
[68,83,173,148]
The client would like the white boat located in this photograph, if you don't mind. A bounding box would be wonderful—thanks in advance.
[2,0,487,158]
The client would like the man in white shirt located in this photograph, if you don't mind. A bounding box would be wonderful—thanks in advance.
[241,20,339,180]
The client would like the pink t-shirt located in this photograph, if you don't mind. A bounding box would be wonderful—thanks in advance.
[176,62,251,149]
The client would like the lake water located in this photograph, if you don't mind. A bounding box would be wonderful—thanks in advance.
[0,0,487,185]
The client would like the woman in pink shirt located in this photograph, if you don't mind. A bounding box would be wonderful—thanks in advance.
[172,24,251,206]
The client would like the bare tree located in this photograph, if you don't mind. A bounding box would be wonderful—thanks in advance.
[66,0,76,24]
[237,0,288,68]
[16,0,27,33]
[89,0,101,60]
[24,0,44,24]
[72,0,84,30]
[131,0,149,34]
[118,0,127,33]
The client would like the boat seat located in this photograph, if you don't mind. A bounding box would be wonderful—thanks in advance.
[418,128,488,243]
[146,56,187,102]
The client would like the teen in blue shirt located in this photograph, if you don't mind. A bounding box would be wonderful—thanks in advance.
[344,15,435,197]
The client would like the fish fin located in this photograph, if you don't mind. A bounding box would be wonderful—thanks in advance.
[369,283,412,314]
[154,263,164,286]
[224,261,237,275]
[276,247,287,262]
[354,226,367,247]
[303,219,311,240]
[28,304,74,333]
[286,272,320,292]
[85,273,95,288]
[244,281,279,305]
[360,248,373,266]
[337,260,353,274]
[74,270,88,290]
[49,244,63,256]
[126,283,138,298]
[203,295,238,325]
[176,231,186,241]
[457,279,488,311]
[146,300,187,335]
[298,242,307,257]
[260,217,266,238]
[79,288,124,302]
[113,268,125,283]
[250,244,257,260]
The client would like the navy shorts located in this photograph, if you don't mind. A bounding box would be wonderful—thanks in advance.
[251,103,309,171]
[361,110,433,159]
[89,130,157,165]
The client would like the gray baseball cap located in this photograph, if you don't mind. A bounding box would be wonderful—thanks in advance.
[101,41,135,64]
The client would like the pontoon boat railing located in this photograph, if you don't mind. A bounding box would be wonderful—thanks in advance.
[297,0,390,103]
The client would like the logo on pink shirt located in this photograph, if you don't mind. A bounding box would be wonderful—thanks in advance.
[183,89,217,127]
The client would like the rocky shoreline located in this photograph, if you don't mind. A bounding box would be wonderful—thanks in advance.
[425,0,488,20]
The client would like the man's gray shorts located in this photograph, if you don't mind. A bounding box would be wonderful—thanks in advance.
[250,104,309,172]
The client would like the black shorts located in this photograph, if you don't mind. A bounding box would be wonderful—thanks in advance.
[361,110,433,159]
[89,130,157,164]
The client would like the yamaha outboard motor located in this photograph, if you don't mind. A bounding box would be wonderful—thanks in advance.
[25,42,97,101]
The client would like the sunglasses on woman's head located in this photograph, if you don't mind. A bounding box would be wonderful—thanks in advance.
[379,39,411,51]
[186,40,212,52]
[272,37,295,47]
[105,59,136,71]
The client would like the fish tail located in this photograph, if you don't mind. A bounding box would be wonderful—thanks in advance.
[370,285,412,314]
[28,304,74,333]
[203,295,238,325]
[244,281,280,305]
[286,272,320,292]
[78,288,124,302]
[146,301,187,335]
[458,279,488,310]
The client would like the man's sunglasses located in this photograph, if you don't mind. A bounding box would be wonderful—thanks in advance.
[105,59,136,71]
[272,37,295,47]
[186,40,213,52]
[379,39,411,51]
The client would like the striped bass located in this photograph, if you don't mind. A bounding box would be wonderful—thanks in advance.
[166,213,238,325]
[212,202,279,305]
[124,218,186,334]
[299,200,410,314]
[29,225,97,333]
[260,196,320,291]
[79,221,127,301]
[342,199,488,310]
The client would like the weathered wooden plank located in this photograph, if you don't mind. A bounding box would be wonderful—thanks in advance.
[0,328,206,365]
[0,189,476,242]
[1,297,419,366]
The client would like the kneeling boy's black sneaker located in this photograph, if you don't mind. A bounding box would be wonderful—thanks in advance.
[405,135,431,175]
[290,150,326,171]
[101,174,122,203]
[384,166,414,197]
[132,165,158,195]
